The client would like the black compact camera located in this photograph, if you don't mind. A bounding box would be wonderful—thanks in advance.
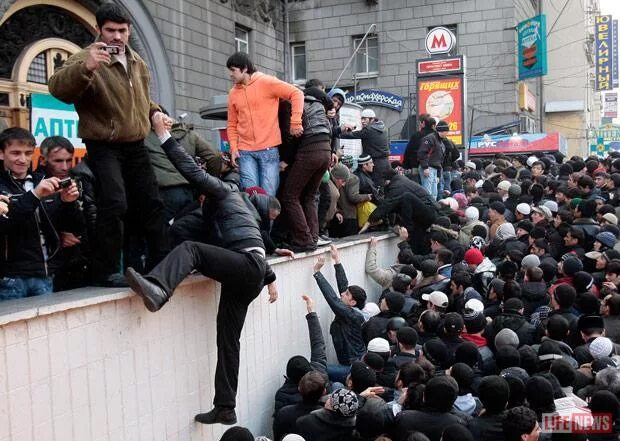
[58,177,73,189]
[1,191,21,203]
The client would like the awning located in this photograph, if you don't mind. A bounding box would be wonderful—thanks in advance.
[199,95,228,121]
[473,120,520,136]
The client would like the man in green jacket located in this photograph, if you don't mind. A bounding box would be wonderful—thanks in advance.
[144,121,222,222]
[48,4,167,286]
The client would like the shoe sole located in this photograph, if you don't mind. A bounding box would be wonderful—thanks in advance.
[194,414,237,425]
[126,268,160,313]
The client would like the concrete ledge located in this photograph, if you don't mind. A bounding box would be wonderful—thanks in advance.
[0,233,397,441]
[0,233,394,327]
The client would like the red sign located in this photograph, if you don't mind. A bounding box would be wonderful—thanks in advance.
[425,27,456,54]
[418,57,463,75]
[469,133,564,155]
[418,76,464,145]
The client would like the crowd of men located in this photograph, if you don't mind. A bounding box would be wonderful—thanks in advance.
[4,3,620,441]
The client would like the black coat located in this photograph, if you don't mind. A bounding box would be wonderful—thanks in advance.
[403,126,434,169]
[273,402,321,441]
[417,131,444,169]
[162,138,266,254]
[340,121,390,159]
[362,311,402,344]
[0,170,83,278]
[468,412,505,441]
[296,408,357,441]
[391,409,467,441]
[487,313,539,347]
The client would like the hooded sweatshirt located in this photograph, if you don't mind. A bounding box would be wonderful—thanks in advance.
[453,393,478,416]
[340,120,390,159]
[227,71,304,154]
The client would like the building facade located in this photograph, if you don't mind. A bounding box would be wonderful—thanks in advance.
[0,0,599,156]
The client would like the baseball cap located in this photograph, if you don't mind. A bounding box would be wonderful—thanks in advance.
[543,200,559,214]
[422,291,449,308]
[465,298,485,313]
[444,312,464,333]
[532,205,552,221]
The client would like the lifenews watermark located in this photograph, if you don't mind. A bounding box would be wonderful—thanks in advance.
[541,412,613,433]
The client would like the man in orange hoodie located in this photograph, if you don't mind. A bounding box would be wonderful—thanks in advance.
[226,52,304,196]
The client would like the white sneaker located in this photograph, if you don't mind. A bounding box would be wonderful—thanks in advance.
[316,237,332,246]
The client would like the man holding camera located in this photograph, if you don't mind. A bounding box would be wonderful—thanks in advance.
[0,128,81,300]
[49,3,167,286]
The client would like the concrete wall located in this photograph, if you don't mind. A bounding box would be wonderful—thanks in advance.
[0,234,398,441]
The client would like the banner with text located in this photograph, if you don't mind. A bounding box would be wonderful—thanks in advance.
[417,76,464,146]
[614,19,619,88]
[517,14,548,80]
[604,93,618,118]
[596,15,614,91]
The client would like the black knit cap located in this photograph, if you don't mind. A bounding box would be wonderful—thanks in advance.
[397,326,418,347]
[384,291,405,313]
[423,338,450,368]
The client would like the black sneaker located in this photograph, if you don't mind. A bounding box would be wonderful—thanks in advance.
[288,242,318,253]
[194,407,237,425]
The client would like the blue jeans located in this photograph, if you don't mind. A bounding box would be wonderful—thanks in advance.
[327,364,352,384]
[0,276,53,301]
[419,166,439,200]
[440,170,453,198]
[238,148,280,196]
[159,185,194,222]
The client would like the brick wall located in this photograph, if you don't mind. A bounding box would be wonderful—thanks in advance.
[0,235,397,441]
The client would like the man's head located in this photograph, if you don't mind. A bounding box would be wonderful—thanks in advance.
[346,361,376,394]
[0,127,36,179]
[328,88,346,112]
[531,161,545,177]
[330,164,349,188]
[436,120,449,138]
[298,371,327,404]
[341,285,366,310]
[502,406,540,441]
[419,113,434,130]
[478,375,510,414]
[360,108,376,127]
[95,3,131,49]
[226,52,256,84]
[358,155,374,173]
[39,136,75,179]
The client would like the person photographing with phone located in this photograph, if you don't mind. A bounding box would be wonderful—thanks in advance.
[49,3,169,287]
[0,128,82,300]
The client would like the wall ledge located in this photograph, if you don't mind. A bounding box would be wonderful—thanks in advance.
[0,232,394,327]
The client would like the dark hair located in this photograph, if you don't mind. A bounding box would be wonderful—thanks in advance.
[526,266,543,282]
[419,309,441,333]
[436,249,453,266]
[423,376,458,412]
[566,227,584,244]
[471,224,488,239]
[304,78,324,89]
[478,375,510,413]
[348,285,367,309]
[226,51,257,74]
[451,271,472,290]
[398,362,427,386]
[299,371,326,403]
[546,314,569,340]
[496,346,521,371]
[95,3,131,28]
[550,359,576,388]
[606,294,620,316]
[578,175,595,190]
[577,199,597,218]
[40,136,74,157]
[502,406,538,441]
[0,127,35,150]
[607,260,620,276]
[503,280,522,300]
[419,113,435,128]
[406,432,431,441]
[398,248,415,265]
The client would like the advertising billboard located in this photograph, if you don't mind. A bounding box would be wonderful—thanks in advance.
[596,15,614,91]
[517,14,548,80]
[417,76,464,146]
[604,93,618,118]
[468,132,566,156]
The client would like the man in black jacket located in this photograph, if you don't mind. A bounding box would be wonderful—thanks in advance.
[417,120,446,200]
[313,254,367,382]
[403,113,435,171]
[340,108,390,187]
[0,128,82,299]
[125,112,278,426]
[273,295,328,416]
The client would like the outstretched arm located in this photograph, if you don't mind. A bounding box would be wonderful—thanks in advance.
[152,112,230,200]
[302,295,327,373]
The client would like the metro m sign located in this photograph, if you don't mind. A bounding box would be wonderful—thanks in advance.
[425,27,456,55]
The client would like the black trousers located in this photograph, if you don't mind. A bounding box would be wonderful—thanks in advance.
[147,241,267,408]
[85,140,167,276]
[400,192,437,255]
